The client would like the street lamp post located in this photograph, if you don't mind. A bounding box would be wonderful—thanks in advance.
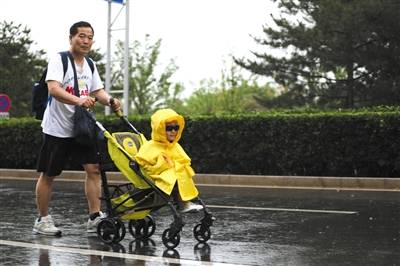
[104,0,130,116]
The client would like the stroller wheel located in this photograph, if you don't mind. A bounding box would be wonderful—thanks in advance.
[144,215,156,238]
[128,215,156,240]
[162,228,180,249]
[128,220,138,239]
[97,218,119,244]
[193,224,211,243]
[114,218,126,243]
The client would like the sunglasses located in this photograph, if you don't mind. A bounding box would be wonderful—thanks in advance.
[166,125,180,132]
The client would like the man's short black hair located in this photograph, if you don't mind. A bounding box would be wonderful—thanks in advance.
[70,21,94,36]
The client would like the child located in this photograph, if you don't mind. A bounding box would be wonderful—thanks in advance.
[135,108,203,213]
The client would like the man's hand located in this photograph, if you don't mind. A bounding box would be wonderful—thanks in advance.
[109,98,121,112]
[77,97,96,108]
[91,89,121,112]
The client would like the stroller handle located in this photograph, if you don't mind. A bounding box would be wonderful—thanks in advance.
[109,98,141,135]
[89,98,141,135]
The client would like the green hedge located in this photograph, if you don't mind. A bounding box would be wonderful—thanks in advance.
[1,110,399,177]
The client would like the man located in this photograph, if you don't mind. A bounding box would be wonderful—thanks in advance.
[33,21,121,236]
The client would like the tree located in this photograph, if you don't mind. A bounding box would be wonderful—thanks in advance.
[112,35,183,115]
[183,63,276,115]
[235,0,400,108]
[182,81,220,115]
[218,63,276,113]
[0,21,46,117]
[88,48,105,79]
[87,48,109,115]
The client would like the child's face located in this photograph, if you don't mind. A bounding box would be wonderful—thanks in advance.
[165,121,179,142]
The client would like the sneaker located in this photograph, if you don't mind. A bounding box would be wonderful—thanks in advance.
[87,211,106,233]
[180,202,203,213]
[33,215,62,236]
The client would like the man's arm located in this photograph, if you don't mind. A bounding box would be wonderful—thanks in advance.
[47,80,96,108]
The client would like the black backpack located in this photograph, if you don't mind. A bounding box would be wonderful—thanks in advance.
[32,51,95,120]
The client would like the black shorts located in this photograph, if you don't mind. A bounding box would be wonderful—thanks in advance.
[37,134,98,177]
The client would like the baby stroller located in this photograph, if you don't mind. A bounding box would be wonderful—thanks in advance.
[90,108,215,249]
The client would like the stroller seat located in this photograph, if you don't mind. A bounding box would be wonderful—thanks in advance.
[113,132,142,156]
[106,132,149,189]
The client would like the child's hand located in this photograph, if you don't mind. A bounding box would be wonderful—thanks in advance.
[162,153,174,167]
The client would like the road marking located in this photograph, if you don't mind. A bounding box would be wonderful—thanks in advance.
[198,183,400,192]
[0,240,246,266]
[208,205,357,214]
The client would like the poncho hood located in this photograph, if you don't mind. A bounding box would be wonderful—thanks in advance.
[151,108,185,145]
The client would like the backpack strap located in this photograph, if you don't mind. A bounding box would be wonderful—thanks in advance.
[59,51,93,76]
[65,51,80,97]
[85,57,95,74]
[59,51,69,77]
[45,51,69,107]
[61,52,96,97]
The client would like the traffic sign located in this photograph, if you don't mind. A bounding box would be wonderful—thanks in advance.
[0,94,11,113]
[105,0,124,4]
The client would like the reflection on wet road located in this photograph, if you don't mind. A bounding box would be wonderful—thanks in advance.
[0,179,399,265]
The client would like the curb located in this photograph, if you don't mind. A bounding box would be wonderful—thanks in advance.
[0,169,399,191]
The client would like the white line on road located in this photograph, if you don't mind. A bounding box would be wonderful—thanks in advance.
[0,240,247,266]
[208,205,357,214]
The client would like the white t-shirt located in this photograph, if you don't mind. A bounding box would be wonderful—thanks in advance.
[42,53,103,138]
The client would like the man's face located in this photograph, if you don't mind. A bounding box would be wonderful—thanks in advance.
[70,27,94,56]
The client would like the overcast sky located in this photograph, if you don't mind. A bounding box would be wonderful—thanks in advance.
[1,0,278,96]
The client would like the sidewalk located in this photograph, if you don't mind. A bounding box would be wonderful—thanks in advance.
[1,168,399,191]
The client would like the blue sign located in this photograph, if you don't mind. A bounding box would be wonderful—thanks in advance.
[105,0,124,4]
[0,94,11,112]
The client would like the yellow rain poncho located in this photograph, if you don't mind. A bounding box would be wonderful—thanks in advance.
[134,109,199,201]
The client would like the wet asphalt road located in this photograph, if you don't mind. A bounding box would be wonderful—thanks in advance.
[0,179,399,266]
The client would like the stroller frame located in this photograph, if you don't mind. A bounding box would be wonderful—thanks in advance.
[90,111,215,249]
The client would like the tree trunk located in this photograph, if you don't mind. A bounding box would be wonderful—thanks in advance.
[346,62,355,108]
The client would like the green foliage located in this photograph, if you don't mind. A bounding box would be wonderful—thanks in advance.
[1,109,399,177]
[182,63,276,115]
[182,83,220,115]
[0,21,46,117]
[235,0,400,108]
[86,48,107,115]
[112,35,183,115]
[182,110,400,177]
[0,118,42,168]
[88,48,105,79]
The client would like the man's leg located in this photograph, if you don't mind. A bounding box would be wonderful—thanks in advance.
[35,133,68,218]
[83,163,105,233]
[83,163,101,214]
[35,173,55,217]
[33,172,61,236]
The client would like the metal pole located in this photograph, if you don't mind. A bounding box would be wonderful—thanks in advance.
[123,0,130,116]
[105,0,112,115]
